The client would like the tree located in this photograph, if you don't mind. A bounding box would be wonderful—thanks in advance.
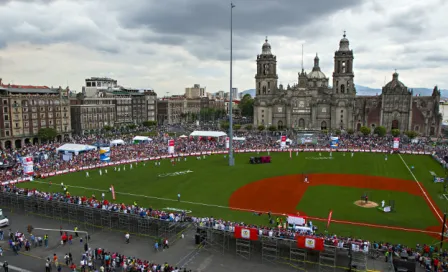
[103,125,113,132]
[335,129,341,136]
[38,128,57,141]
[391,129,400,137]
[360,126,371,136]
[347,128,354,135]
[233,124,241,130]
[373,126,386,137]
[238,94,254,117]
[220,121,230,131]
[268,125,277,132]
[405,130,418,139]
[142,121,157,128]
[321,129,328,135]
[127,124,137,130]
[257,125,265,132]
[245,124,253,131]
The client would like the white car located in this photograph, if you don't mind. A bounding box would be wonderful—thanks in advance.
[0,209,9,227]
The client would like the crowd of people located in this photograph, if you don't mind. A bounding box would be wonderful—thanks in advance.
[1,128,448,271]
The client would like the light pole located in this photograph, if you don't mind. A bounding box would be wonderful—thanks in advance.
[228,2,235,166]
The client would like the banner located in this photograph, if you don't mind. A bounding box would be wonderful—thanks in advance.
[327,210,333,228]
[287,215,306,226]
[110,185,116,200]
[99,147,111,162]
[434,177,445,183]
[22,157,34,175]
[280,135,286,148]
[330,137,339,148]
[234,226,258,241]
[225,137,230,149]
[393,138,400,150]
[168,139,175,154]
[297,236,324,251]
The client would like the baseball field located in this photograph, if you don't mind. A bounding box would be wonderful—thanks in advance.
[16,151,448,247]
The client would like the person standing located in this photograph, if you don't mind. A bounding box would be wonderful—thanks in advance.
[125,233,130,244]
[177,193,181,202]
[2,261,7,272]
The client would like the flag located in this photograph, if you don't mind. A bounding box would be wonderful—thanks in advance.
[327,210,333,228]
[111,185,116,200]
[234,226,258,241]
[297,236,324,251]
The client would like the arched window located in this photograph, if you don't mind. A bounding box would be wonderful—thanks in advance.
[321,121,327,130]
[357,123,361,131]
[262,86,267,94]
[278,121,284,130]
[299,118,305,129]
[391,120,399,130]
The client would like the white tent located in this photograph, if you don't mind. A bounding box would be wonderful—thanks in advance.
[110,139,125,146]
[56,143,97,153]
[233,136,246,141]
[178,135,188,138]
[133,136,152,142]
[190,131,227,137]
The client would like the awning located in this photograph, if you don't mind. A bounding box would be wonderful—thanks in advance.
[190,131,227,137]
[110,139,125,146]
[133,136,152,142]
[233,137,246,141]
[179,135,188,138]
[56,144,97,153]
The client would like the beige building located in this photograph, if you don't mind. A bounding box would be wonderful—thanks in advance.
[185,84,206,99]
[0,79,71,149]
[71,77,157,134]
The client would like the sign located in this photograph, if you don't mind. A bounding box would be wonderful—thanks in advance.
[22,157,34,175]
[327,210,333,228]
[287,215,306,226]
[330,137,339,148]
[225,137,230,149]
[163,207,192,214]
[280,135,287,148]
[393,138,400,150]
[168,139,175,154]
[297,236,324,251]
[110,185,116,200]
[234,226,258,241]
[100,147,111,162]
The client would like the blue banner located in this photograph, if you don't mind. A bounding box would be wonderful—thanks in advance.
[99,147,111,162]
[330,137,339,148]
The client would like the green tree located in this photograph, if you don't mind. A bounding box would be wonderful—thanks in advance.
[257,125,265,132]
[391,129,400,137]
[360,126,371,136]
[127,124,137,130]
[238,94,254,117]
[142,121,157,127]
[347,128,354,135]
[335,129,341,136]
[268,125,277,132]
[103,125,113,132]
[220,121,230,131]
[321,129,328,135]
[405,130,418,139]
[38,128,57,141]
[374,126,386,137]
[245,124,253,131]
[233,124,241,130]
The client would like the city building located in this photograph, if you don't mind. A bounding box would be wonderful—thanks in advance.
[71,77,157,134]
[185,84,206,99]
[253,34,441,136]
[0,79,72,149]
[231,88,239,100]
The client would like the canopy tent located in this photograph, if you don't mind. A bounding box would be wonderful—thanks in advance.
[133,136,152,143]
[56,143,97,153]
[233,136,246,141]
[190,131,227,137]
[178,135,188,138]
[110,139,125,146]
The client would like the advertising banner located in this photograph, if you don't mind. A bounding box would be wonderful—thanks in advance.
[225,137,230,149]
[22,157,34,175]
[393,138,400,150]
[281,135,287,148]
[297,236,324,251]
[330,137,339,148]
[168,139,175,154]
[287,215,306,226]
[99,147,111,162]
[234,226,258,241]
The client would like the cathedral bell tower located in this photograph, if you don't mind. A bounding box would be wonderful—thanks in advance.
[333,32,355,95]
[255,37,278,96]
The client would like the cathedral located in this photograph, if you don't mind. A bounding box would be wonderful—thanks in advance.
[253,33,442,136]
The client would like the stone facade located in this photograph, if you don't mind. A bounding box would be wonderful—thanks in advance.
[253,34,442,136]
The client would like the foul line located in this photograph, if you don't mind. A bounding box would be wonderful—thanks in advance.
[30,180,439,235]
[398,154,445,225]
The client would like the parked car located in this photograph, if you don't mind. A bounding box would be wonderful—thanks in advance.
[0,209,9,227]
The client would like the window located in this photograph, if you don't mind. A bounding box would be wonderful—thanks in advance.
[5,131,9,136]
[341,110,344,113]
[3,107,7,113]
[24,122,29,127]
[41,120,46,126]
[15,123,19,128]
[341,115,343,118]
[3,100,7,105]
[4,115,8,121]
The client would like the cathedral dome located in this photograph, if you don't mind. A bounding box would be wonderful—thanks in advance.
[339,31,350,51]
[261,37,272,55]
[308,53,326,79]
[384,71,406,89]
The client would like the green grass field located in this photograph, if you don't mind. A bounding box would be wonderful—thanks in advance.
[16,152,448,246]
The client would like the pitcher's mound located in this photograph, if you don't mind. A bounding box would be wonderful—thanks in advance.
[354,200,378,208]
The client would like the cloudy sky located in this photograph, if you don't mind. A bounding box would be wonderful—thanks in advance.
[0,0,446,96]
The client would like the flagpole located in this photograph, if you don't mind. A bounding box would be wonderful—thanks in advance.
[228,2,235,166]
